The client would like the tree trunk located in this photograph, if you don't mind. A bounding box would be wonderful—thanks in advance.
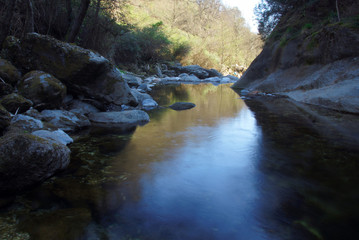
[66,0,91,43]
[25,0,35,34]
[336,0,340,22]
[0,0,16,48]
[65,0,72,34]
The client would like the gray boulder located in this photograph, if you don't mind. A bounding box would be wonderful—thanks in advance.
[179,73,201,82]
[205,77,221,82]
[89,110,150,127]
[32,129,73,145]
[10,114,43,131]
[142,99,158,110]
[122,73,142,87]
[173,65,210,79]
[0,58,21,86]
[0,132,70,195]
[2,33,137,107]
[207,68,223,78]
[169,102,196,110]
[68,99,100,116]
[130,89,153,103]
[18,70,67,110]
[0,93,33,114]
[40,110,91,132]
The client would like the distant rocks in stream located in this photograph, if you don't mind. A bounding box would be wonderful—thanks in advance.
[169,102,196,111]
[0,32,237,197]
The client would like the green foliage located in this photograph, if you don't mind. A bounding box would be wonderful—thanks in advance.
[114,21,186,65]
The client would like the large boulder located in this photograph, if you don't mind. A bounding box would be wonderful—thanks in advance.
[89,110,150,127]
[0,58,21,86]
[0,132,70,195]
[19,71,67,110]
[40,110,91,132]
[0,93,33,114]
[2,33,137,107]
[0,104,11,134]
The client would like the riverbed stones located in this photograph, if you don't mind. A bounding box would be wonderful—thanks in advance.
[0,132,70,195]
[10,114,43,132]
[18,71,67,110]
[39,110,91,132]
[169,102,196,110]
[32,129,73,146]
[0,93,33,114]
[67,99,100,116]
[18,208,91,240]
[89,110,150,127]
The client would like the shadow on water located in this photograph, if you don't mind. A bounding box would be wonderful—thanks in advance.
[0,84,359,240]
[243,96,359,240]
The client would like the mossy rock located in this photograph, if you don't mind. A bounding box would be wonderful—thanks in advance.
[0,81,13,98]
[0,58,21,86]
[0,104,11,135]
[1,33,138,107]
[0,132,70,195]
[18,208,91,240]
[0,93,33,114]
[19,70,66,110]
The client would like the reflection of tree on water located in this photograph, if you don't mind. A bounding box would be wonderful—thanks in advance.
[0,84,247,240]
[245,97,359,240]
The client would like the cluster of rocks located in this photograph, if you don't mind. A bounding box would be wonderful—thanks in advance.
[0,33,153,196]
[122,63,239,90]
[0,33,237,197]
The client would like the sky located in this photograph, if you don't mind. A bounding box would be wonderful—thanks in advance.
[222,0,261,32]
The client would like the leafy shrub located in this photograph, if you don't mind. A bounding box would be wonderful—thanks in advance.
[113,21,172,65]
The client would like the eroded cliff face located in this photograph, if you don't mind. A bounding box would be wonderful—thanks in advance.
[232,1,359,114]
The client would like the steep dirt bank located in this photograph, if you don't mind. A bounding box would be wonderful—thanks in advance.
[232,1,359,114]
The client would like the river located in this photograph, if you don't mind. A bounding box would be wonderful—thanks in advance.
[1,83,358,240]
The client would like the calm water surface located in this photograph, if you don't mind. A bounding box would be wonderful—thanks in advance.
[1,83,359,240]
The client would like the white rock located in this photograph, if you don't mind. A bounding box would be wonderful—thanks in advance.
[32,129,73,145]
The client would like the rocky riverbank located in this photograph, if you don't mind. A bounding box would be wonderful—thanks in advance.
[232,2,359,114]
[0,33,238,198]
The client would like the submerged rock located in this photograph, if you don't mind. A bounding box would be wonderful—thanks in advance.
[0,93,33,114]
[169,102,196,111]
[18,71,67,110]
[18,208,91,240]
[0,133,70,195]
[89,110,150,127]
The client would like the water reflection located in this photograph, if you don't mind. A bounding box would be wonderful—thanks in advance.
[1,84,359,240]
